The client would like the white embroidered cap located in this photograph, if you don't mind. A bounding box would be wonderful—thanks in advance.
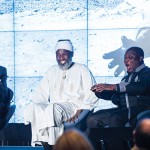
[55,39,73,52]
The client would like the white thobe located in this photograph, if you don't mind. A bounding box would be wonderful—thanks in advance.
[24,63,98,146]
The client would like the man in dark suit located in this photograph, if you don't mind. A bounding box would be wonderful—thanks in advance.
[0,66,14,130]
[87,47,150,128]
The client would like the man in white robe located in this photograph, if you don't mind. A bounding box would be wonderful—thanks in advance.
[24,39,98,150]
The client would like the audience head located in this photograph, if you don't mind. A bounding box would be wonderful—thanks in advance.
[55,39,74,70]
[124,47,144,73]
[132,118,150,150]
[53,129,94,150]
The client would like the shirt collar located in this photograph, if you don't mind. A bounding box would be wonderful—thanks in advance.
[135,63,146,72]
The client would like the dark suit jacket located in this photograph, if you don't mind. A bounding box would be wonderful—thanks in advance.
[0,66,10,105]
[95,66,150,108]
[0,66,7,88]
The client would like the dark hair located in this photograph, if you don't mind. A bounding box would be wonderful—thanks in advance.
[53,129,94,150]
[127,47,144,58]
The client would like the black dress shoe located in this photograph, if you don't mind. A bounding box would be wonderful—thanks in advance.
[42,142,53,150]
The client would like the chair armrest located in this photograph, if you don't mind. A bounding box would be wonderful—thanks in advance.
[137,109,150,120]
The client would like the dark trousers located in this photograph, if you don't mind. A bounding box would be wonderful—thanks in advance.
[86,105,149,128]
[0,105,9,130]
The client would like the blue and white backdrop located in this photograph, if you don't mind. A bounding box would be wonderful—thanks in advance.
[0,0,150,123]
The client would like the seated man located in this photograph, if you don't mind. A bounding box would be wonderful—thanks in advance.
[87,47,150,128]
[24,39,98,150]
[0,66,14,130]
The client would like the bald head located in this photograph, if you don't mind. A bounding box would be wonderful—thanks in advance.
[138,118,150,134]
[134,118,150,149]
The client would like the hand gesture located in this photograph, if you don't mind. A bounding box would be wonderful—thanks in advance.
[67,109,83,123]
[103,36,136,77]
[91,84,116,92]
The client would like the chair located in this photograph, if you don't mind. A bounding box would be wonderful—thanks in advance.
[63,109,93,131]
[125,109,150,127]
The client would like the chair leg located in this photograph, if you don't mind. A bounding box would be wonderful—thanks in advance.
[42,142,53,150]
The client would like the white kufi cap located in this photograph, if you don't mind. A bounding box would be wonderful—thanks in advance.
[55,40,73,52]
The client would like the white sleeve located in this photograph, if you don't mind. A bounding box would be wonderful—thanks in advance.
[31,71,51,104]
[81,65,98,107]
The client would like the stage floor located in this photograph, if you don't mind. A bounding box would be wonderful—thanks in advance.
[0,146,43,150]
[0,123,133,150]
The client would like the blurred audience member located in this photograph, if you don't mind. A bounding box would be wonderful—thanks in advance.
[131,118,150,150]
[53,129,94,150]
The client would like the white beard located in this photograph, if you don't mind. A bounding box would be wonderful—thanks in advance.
[59,59,72,70]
